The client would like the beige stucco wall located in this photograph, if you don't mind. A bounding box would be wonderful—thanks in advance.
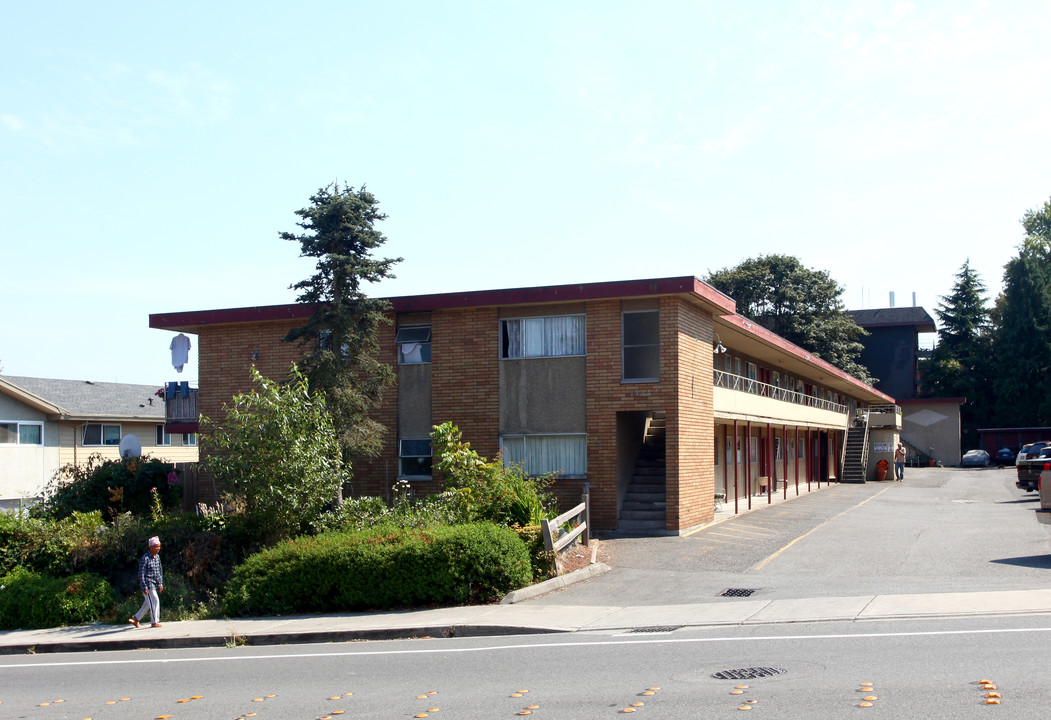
[0,398,59,502]
[900,401,962,466]
[714,387,851,429]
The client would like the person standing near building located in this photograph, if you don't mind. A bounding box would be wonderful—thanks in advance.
[894,442,907,481]
[128,536,164,628]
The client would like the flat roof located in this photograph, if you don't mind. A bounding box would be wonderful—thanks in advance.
[149,276,738,332]
[150,275,892,404]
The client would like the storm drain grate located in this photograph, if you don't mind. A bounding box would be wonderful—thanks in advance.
[720,588,757,597]
[626,625,683,634]
[712,667,787,680]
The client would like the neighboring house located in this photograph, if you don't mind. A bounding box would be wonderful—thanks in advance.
[0,375,199,510]
[151,276,894,534]
[846,306,963,466]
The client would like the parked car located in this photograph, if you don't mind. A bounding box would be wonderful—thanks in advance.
[994,447,1018,466]
[1016,443,1051,491]
[961,449,991,467]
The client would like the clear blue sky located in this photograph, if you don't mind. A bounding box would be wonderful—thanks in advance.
[3,1,1049,386]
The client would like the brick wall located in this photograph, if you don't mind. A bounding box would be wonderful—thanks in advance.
[195,319,306,504]
[430,307,500,459]
[667,297,716,529]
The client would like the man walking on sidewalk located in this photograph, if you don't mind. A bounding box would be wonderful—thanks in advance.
[128,536,164,628]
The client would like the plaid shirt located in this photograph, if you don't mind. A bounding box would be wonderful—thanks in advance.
[138,551,163,591]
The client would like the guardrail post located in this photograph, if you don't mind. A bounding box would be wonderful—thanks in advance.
[582,482,591,546]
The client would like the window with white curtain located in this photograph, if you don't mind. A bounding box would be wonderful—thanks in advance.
[501,434,587,477]
[501,315,585,359]
[396,325,432,364]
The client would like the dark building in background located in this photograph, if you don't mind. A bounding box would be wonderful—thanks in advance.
[848,305,964,466]
[847,306,936,400]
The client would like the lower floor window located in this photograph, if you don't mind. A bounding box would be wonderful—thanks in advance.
[501,434,587,477]
[156,425,171,446]
[83,423,121,446]
[0,422,43,445]
[399,438,432,478]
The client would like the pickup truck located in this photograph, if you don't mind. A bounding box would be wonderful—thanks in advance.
[1016,442,1051,492]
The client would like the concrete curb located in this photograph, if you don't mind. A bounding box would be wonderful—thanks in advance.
[501,563,612,605]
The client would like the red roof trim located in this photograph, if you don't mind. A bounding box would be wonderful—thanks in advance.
[150,277,738,330]
[717,312,895,403]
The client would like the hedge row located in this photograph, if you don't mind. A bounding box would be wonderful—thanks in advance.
[0,566,115,630]
[223,522,531,616]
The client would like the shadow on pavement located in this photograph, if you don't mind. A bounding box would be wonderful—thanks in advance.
[989,555,1051,570]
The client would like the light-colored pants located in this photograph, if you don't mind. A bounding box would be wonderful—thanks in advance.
[134,588,160,625]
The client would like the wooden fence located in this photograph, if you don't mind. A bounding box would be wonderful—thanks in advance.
[540,486,590,553]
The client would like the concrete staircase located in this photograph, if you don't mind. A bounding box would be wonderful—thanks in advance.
[617,415,667,534]
[841,424,868,483]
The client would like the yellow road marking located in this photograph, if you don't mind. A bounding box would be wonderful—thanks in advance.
[751,485,894,571]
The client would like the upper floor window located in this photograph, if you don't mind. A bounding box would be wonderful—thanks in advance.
[0,421,43,445]
[183,432,197,446]
[622,310,660,381]
[83,423,120,446]
[156,425,171,447]
[502,315,585,359]
[396,325,432,364]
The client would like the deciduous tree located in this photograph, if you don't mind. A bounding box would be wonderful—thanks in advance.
[706,254,873,383]
[202,365,344,543]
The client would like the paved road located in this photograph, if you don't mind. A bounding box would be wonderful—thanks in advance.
[5,618,1051,719]
[528,467,1051,606]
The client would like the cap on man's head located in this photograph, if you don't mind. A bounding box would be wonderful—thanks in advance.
[148,536,161,547]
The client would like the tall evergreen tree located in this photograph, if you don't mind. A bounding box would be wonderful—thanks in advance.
[282,183,402,467]
[991,198,1051,426]
[921,260,991,446]
[706,254,874,383]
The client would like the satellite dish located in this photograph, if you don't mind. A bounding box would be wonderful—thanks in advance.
[119,434,142,459]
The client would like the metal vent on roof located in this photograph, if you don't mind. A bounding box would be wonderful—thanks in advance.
[720,588,757,597]
[712,667,787,680]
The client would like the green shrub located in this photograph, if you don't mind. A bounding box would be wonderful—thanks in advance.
[223,522,531,616]
[430,422,557,527]
[0,566,116,630]
[0,510,105,577]
[35,454,183,521]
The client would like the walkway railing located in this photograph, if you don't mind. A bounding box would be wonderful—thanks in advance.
[713,370,848,414]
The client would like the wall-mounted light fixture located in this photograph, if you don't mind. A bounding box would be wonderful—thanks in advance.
[713,333,727,355]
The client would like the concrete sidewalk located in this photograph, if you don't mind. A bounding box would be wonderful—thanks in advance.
[4,578,1051,655]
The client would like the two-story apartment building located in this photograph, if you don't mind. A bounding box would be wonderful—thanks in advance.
[150,276,893,534]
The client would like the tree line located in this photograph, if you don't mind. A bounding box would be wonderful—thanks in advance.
[922,198,1051,447]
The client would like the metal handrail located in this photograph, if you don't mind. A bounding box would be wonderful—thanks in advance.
[713,370,848,414]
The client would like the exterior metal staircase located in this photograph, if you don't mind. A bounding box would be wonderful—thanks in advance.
[617,414,667,534]
[841,415,870,483]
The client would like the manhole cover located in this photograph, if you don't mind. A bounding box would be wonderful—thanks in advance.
[712,667,787,680]
[720,588,757,597]
[626,626,683,634]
